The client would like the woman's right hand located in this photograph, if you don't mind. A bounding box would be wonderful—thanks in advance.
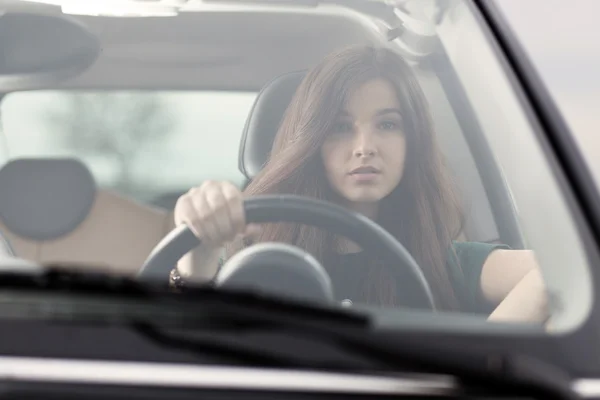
[174,180,259,249]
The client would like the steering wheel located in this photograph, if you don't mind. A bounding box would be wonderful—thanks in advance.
[137,195,436,310]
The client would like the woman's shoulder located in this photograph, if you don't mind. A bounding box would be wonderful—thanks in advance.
[451,241,509,259]
[448,240,510,276]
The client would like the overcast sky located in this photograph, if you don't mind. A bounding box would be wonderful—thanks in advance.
[494,0,600,181]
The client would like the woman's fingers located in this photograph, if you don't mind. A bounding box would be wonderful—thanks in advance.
[174,194,206,240]
[204,183,237,242]
[190,188,222,246]
[173,180,248,248]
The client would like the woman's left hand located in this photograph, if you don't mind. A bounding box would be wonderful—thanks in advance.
[487,268,549,323]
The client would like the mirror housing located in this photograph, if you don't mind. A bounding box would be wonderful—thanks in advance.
[0,12,99,90]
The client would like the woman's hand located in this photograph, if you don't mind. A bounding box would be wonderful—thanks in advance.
[174,180,260,249]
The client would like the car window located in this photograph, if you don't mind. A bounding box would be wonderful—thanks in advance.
[434,0,592,331]
[0,91,257,207]
[494,0,600,192]
[0,0,593,337]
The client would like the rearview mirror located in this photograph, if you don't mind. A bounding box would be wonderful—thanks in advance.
[0,12,99,90]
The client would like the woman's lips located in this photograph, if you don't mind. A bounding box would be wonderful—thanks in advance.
[350,172,379,182]
[348,167,381,182]
[350,165,379,174]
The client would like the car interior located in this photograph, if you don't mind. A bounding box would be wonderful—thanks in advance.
[0,0,526,277]
[0,3,599,397]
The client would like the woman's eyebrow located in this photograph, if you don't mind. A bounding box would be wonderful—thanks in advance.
[338,108,402,117]
[375,108,403,117]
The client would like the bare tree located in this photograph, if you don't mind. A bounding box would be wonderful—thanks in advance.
[45,92,174,192]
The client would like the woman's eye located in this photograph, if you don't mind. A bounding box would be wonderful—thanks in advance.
[378,120,400,131]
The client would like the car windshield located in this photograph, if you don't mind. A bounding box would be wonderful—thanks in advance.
[0,0,592,336]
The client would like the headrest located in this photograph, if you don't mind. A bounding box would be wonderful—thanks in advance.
[239,71,306,179]
[0,158,96,241]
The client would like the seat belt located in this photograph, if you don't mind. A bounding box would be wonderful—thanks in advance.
[0,231,15,257]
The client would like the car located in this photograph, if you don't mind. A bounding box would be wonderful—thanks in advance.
[0,0,597,399]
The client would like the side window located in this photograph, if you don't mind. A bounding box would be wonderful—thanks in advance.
[435,0,592,330]
[416,68,501,245]
[0,91,257,208]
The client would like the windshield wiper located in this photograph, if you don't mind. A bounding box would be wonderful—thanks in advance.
[0,265,579,400]
[0,265,375,364]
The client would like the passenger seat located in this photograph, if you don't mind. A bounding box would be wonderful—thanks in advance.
[0,158,174,274]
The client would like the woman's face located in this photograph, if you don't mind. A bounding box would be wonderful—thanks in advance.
[320,79,407,211]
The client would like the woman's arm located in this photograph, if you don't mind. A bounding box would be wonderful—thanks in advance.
[480,250,549,322]
[480,249,536,303]
[176,244,223,284]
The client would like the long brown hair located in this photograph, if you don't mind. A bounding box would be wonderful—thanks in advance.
[228,45,464,310]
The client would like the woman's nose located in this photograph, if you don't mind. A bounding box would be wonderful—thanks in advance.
[352,128,377,158]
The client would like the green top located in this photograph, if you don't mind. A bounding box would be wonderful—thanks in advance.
[217,240,509,313]
[447,241,509,313]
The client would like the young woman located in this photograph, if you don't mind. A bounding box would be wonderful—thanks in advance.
[171,45,548,322]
